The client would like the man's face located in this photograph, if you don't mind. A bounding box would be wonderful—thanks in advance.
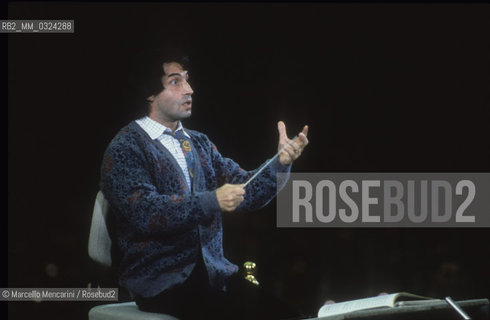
[148,62,193,125]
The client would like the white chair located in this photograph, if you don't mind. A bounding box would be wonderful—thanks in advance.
[88,191,179,320]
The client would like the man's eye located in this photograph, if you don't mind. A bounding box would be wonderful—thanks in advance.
[170,79,178,85]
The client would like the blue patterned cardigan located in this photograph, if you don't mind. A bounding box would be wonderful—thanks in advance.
[100,121,291,298]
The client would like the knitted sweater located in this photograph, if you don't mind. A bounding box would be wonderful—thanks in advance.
[100,121,291,298]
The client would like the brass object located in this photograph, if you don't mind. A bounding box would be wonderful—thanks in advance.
[243,261,259,286]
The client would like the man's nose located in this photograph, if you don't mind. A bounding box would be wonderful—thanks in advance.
[183,80,193,94]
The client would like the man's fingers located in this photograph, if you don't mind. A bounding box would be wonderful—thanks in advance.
[286,140,303,154]
[296,125,308,146]
[216,183,245,212]
[282,144,297,159]
[216,183,246,212]
[281,140,305,160]
[277,123,309,165]
[298,132,309,147]
[277,121,288,142]
[223,184,245,192]
[231,189,245,197]
[278,122,309,148]
[230,185,245,195]
[301,125,309,137]
[224,195,245,211]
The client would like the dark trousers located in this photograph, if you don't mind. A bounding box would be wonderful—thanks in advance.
[135,259,300,320]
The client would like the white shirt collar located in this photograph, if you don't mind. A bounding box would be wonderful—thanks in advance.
[136,116,190,140]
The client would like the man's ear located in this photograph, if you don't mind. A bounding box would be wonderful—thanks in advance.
[147,95,155,103]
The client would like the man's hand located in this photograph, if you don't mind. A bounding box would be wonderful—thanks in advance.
[277,121,309,166]
[216,183,245,212]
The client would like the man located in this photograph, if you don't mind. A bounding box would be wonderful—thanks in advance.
[100,51,309,319]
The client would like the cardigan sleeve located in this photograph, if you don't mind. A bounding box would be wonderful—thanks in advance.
[100,139,221,236]
[207,138,291,211]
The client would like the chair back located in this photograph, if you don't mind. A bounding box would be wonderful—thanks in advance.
[88,191,112,267]
[87,191,180,319]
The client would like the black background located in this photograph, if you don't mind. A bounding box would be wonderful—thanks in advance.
[7,2,490,319]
